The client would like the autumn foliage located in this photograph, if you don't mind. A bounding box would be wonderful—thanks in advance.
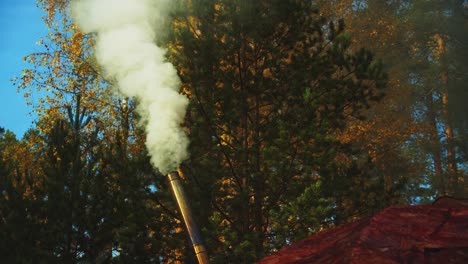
[1,0,467,263]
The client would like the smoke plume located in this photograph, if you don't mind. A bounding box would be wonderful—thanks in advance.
[72,0,188,174]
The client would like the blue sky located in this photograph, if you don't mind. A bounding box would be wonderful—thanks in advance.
[0,0,47,137]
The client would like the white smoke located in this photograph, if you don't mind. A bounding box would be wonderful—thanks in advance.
[72,0,188,174]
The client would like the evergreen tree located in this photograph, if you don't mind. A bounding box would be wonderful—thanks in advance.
[406,0,468,197]
[169,0,387,261]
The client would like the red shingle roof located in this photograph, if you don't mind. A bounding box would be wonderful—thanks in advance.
[258,197,468,264]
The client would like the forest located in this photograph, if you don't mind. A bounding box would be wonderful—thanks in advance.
[1,0,467,263]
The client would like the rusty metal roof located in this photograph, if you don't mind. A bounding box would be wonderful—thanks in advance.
[258,197,468,264]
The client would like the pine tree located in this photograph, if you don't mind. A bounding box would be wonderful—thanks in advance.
[169,0,387,261]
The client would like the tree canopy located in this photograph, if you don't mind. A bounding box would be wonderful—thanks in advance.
[1,0,467,263]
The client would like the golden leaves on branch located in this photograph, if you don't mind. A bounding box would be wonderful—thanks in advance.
[17,1,108,128]
[1,133,45,199]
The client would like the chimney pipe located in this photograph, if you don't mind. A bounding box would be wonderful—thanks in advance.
[168,170,209,264]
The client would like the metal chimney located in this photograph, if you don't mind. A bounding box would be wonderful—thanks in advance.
[168,170,209,264]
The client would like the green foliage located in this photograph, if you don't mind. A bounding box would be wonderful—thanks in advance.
[168,0,388,261]
[403,0,468,197]
[7,0,468,263]
[0,98,182,262]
